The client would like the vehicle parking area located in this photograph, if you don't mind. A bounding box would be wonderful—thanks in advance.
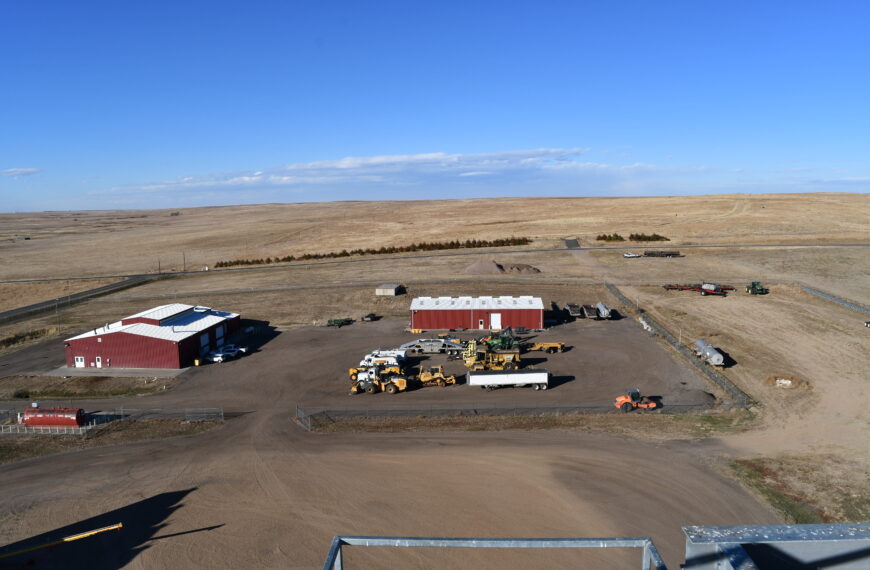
[218,316,719,410]
[0,315,719,412]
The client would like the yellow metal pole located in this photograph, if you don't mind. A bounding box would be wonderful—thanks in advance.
[0,523,122,560]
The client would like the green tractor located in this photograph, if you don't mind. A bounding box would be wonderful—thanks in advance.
[745,281,769,295]
[480,326,520,350]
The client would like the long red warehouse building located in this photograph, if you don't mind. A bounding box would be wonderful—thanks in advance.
[64,303,240,369]
[410,296,544,330]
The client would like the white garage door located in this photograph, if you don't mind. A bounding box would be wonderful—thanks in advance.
[490,313,502,329]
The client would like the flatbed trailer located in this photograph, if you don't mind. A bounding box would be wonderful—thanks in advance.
[644,250,682,257]
[663,283,735,296]
[526,342,565,354]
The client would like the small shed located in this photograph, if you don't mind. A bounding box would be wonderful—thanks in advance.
[376,284,403,296]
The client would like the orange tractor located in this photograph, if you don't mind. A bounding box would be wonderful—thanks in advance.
[614,389,658,412]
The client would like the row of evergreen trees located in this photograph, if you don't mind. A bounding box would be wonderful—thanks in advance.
[214,237,532,268]
[596,233,625,241]
[629,233,670,241]
[595,232,670,242]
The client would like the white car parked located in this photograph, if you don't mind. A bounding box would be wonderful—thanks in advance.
[209,344,247,363]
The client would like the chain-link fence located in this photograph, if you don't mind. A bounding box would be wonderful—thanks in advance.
[295,401,714,431]
[798,283,870,316]
[0,407,224,437]
[604,282,753,408]
[101,407,225,422]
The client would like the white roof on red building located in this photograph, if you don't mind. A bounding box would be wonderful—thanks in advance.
[410,296,544,311]
[65,305,238,343]
[124,303,193,322]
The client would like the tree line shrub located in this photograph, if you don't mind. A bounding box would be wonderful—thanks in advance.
[595,233,625,242]
[0,328,55,349]
[214,237,533,268]
[629,233,670,242]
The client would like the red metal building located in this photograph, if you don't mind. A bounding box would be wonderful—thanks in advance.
[409,296,544,330]
[64,303,240,369]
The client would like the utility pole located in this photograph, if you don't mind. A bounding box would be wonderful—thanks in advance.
[158,258,161,274]
[183,251,186,272]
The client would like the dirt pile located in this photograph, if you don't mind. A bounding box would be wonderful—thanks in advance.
[764,374,812,390]
[463,259,541,275]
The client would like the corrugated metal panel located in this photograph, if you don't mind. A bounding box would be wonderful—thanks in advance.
[411,309,472,330]
[66,332,180,368]
[65,316,241,369]
[411,307,542,330]
[122,303,194,322]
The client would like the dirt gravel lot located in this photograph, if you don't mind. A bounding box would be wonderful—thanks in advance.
[0,320,777,568]
[286,318,717,408]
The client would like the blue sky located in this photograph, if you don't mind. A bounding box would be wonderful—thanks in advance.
[1,1,868,211]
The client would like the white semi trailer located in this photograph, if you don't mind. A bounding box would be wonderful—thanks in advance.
[467,369,550,391]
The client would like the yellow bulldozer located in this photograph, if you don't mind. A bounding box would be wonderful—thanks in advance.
[463,340,521,371]
[416,365,457,387]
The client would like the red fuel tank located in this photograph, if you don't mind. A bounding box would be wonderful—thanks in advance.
[22,407,85,427]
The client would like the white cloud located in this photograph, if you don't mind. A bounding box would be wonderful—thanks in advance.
[823,177,870,182]
[1,168,40,177]
[94,148,593,195]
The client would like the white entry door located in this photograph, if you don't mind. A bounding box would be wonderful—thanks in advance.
[74,356,85,368]
[490,313,502,330]
[95,356,102,368]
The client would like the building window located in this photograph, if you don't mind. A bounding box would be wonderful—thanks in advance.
[97,338,102,342]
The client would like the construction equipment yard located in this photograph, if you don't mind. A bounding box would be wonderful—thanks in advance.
[0,194,868,568]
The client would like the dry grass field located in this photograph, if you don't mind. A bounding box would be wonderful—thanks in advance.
[0,193,868,567]
[0,278,121,312]
[0,193,866,281]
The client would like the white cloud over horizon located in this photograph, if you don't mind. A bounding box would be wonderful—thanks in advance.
[68,148,870,210]
[1,167,40,177]
[93,148,595,196]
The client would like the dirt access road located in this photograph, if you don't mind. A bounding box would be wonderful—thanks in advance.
[0,320,778,569]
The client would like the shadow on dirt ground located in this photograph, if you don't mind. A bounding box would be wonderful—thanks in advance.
[0,488,224,569]
[548,375,576,389]
[231,319,280,354]
[717,348,738,368]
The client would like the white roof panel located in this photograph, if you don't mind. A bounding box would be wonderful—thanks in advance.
[66,307,239,343]
[124,303,194,322]
[410,296,543,311]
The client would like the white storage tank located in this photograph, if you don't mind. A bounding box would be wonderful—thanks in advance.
[693,339,724,366]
